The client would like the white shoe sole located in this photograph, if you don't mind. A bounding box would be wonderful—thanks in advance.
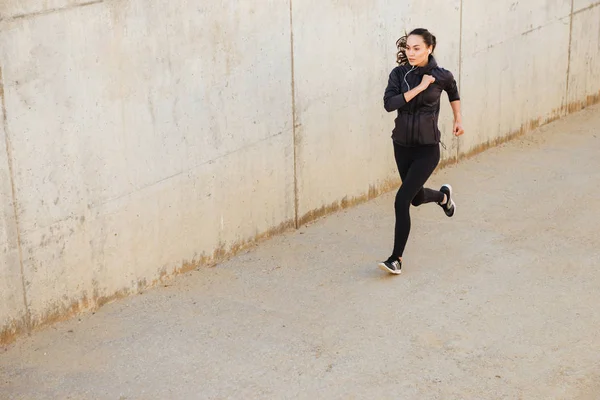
[378,262,402,275]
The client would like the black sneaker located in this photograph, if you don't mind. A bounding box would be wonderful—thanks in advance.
[439,184,456,217]
[378,256,402,275]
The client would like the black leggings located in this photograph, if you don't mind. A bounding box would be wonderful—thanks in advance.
[392,143,444,258]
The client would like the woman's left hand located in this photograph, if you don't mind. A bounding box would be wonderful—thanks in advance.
[453,120,464,136]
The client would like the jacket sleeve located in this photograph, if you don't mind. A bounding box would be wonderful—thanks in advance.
[444,71,460,102]
[383,68,410,112]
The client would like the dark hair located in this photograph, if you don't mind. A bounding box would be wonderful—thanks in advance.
[396,28,437,65]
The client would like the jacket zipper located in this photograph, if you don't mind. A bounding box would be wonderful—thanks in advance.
[403,65,416,91]
[403,66,416,144]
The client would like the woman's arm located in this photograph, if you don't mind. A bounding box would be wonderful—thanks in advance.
[384,69,435,112]
[383,69,411,112]
[450,100,464,136]
[444,71,464,136]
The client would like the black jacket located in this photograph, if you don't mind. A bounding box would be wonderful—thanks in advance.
[383,56,460,146]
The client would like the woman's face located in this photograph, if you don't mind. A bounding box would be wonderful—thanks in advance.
[406,35,431,66]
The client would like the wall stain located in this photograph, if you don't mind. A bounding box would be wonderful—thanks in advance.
[1,219,295,345]
[0,317,29,345]
[297,178,400,227]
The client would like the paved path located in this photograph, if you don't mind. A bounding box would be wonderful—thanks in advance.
[2,105,600,400]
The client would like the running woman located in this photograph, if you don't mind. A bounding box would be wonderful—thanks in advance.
[378,28,464,275]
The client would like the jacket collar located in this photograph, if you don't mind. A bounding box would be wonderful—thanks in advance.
[413,55,438,75]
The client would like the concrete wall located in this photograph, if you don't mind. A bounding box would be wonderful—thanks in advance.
[1,0,599,342]
[460,0,571,154]
[0,0,295,339]
[460,0,600,155]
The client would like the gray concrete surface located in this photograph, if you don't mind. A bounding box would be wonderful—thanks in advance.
[2,105,600,399]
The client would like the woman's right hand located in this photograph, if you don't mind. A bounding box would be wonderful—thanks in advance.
[419,74,436,90]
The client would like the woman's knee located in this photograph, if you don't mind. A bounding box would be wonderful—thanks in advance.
[394,190,412,209]
[411,192,425,207]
